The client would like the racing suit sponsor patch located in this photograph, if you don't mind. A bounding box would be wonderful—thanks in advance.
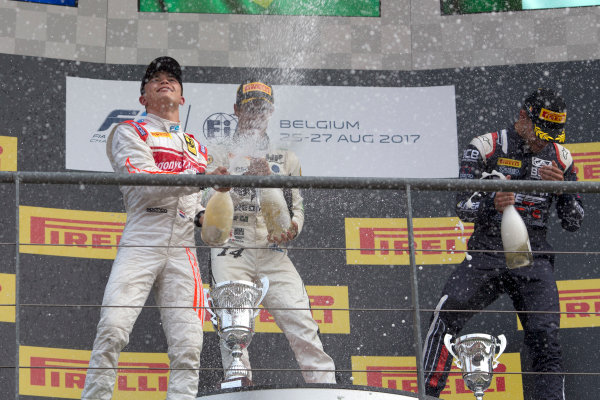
[462,148,480,161]
[151,131,172,138]
[184,135,197,155]
[233,227,244,241]
[459,165,474,179]
[497,158,521,168]
[498,166,521,176]
[266,153,283,162]
[146,207,168,213]
[531,157,552,179]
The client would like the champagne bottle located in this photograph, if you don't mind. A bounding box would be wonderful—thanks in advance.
[259,188,292,240]
[501,204,533,269]
[482,170,534,269]
[201,191,234,246]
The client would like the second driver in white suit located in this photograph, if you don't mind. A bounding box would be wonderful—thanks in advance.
[202,80,336,384]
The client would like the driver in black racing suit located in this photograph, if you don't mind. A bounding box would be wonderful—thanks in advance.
[422,88,584,400]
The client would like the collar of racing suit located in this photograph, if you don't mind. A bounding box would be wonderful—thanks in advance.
[137,112,182,134]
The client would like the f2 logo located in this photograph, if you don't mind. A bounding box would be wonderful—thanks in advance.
[98,110,141,131]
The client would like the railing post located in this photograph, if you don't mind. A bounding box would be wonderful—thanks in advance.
[406,184,426,398]
[15,174,20,400]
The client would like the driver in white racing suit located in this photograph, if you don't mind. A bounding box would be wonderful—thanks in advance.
[202,80,336,384]
[82,57,226,400]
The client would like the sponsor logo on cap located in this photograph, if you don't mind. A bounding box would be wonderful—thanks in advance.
[539,108,566,124]
[242,82,272,96]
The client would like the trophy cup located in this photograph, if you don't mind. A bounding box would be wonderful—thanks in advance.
[207,277,269,388]
[444,333,507,400]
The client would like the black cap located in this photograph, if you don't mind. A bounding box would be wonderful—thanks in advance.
[236,80,274,106]
[523,88,567,143]
[140,56,182,95]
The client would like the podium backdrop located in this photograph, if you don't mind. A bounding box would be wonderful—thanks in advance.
[1,53,600,399]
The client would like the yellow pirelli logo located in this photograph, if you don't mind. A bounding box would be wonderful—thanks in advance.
[517,278,600,330]
[351,354,523,399]
[345,218,473,265]
[0,273,15,323]
[566,142,600,182]
[497,158,522,168]
[0,135,17,171]
[243,82,271,95]
[202,284,350,334]
[19,206,126,260]
[20,345,170,399]
[539,108,566,124]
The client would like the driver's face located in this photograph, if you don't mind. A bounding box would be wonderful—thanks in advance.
[235,100,274,135]
[238,100,274,119]
[515,110,549,153]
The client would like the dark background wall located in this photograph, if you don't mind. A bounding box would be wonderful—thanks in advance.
[1,53,599,399]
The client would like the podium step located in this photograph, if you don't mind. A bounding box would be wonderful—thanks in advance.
[197,385,438,399]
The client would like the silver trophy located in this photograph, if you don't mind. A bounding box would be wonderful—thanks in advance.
[207,277,269,388]
[444,333,507,400]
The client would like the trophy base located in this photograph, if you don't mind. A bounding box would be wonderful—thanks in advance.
[220,377,252,389]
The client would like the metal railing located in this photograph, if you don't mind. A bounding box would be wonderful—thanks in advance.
[2,171,598,400]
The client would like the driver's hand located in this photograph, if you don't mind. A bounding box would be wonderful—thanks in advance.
[207,166,230,192]
[494,175,515,212]
[245,158,271,176]
[268,221,298,244]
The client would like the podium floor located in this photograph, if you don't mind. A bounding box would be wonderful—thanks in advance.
[197,384,440,399]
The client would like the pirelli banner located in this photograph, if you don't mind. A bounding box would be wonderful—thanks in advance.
[0,273,15,323]
[0,135,17,171]
[19,206,125,260]
[20,346,171,399]
[566,142,600,182]
[200,284,351,334]
[352,355,524,399]
[345,217,473,265]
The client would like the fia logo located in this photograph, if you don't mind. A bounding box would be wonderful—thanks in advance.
[203,113,238,144]
[531,157,552,179]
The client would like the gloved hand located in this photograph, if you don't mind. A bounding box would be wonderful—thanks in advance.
[268,221,299,244]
